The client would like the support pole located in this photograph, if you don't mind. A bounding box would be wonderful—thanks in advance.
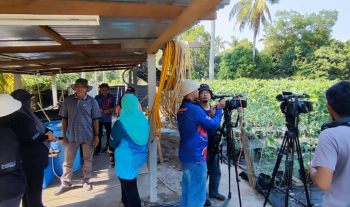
[147,54,157,203]
[102,71,106,83]
[128,69,132,86]
[81,72,85,79]
[94,71,98,94]
[209,20,215,81]
[133,66,138,97]
[51,75,58,107]
[14,74,21,90]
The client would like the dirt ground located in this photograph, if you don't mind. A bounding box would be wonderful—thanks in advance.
[41,129,270,207]
[156,131,271,207]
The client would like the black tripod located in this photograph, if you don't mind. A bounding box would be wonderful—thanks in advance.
[263,112,312,207]
[207,107,242,207]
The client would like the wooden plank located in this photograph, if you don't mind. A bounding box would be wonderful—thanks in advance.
[0,55,146,66]
[147,0,222,54]
[239,109,257,189]
[35,26,88,57]
[13,61,133,71]
[0,42,203,53]
[41,66,130,75]
[0,0,216,20]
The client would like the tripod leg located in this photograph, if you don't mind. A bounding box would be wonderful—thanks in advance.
[284,138,295,207]
[295,138,312,207]
[207,122,226,180]
[263,133,289,207]
[234,160,242,207]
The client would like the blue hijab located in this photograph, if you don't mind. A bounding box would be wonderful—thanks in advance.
[118,94,149,145]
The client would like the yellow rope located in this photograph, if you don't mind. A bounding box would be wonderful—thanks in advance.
[149,40,190,141]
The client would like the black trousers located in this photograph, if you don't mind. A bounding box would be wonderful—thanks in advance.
[96,122,112,152]
[118,177,141,207]
[22,165,44,207]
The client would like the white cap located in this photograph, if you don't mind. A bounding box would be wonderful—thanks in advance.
[0,94,22,117]
[180,79,200,96]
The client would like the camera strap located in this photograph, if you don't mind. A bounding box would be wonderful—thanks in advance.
[321,117,350,131]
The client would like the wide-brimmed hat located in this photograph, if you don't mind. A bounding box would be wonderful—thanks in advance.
[71,78,92,92]
[0,94,22,117]
[180,79,200,96]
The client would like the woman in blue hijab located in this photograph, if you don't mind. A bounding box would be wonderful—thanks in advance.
[110,94,149,207]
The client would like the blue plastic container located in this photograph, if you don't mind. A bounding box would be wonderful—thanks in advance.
[42,120,82,188]
[42,157,54,189]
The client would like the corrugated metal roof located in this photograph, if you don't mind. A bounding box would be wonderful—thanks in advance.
[51,19,173,41]
[0,0,231,74]
[0,26,52,41]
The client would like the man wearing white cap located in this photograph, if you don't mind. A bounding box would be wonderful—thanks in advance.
[0,94,25,207]
[177,79,225,207]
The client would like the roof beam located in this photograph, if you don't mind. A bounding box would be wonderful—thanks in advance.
[0,42,205,54]
[13,61,134,71]
[0,43,150,53]
[147,0,222,54]
[0,0,217,20]
[0,55,146,66]
[41,67,130,75]
[35,26,88,57]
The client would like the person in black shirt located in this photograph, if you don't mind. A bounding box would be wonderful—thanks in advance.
[0,94,25,207]
[0,90,58,207]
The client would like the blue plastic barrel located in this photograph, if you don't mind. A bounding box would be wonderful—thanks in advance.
[42,157,54,189]
[43,120,81,187]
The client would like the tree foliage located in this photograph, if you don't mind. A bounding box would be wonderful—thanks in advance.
[229,0,279,61]
[217,10,349,80]
[180,25,210,79]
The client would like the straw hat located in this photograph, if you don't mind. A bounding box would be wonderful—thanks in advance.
[0,94,22,117]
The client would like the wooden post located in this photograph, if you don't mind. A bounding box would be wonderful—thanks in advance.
[147,54,157,202]
[239,107,256,189]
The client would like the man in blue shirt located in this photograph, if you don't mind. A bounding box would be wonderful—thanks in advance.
[95,83,116,154]
[177,79,225,207]
[197,84,226,206]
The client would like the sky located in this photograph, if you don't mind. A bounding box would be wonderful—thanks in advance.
[199,0,350,51]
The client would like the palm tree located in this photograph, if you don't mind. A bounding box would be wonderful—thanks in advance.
[214,36,228,55]
[230,36,240,48]
[229,0,279,62]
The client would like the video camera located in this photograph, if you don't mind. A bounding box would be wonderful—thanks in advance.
[212,94,247,110]
[276,92,313,115]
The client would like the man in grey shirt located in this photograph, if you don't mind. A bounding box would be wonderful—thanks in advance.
[55,79,101,195]
[309,81,350,207]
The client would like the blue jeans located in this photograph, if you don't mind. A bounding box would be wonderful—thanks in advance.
[207,153,221,197]
[180,162,207,207]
